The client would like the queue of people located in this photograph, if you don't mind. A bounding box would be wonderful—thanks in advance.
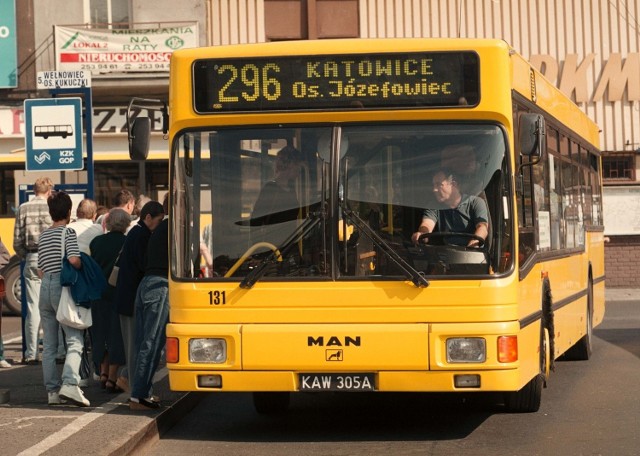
[9,180,169,411]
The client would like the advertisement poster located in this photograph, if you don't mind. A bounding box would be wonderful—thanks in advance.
[55,23,198,75]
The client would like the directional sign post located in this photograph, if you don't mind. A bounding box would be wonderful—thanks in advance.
[24,97,84,171]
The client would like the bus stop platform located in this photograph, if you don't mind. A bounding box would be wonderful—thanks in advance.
[0,333,202,456]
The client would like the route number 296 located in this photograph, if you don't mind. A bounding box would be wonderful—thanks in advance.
[208,290,226,305]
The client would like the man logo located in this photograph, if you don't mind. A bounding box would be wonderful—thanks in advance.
[326,349,343,361]
[307,336,361,346]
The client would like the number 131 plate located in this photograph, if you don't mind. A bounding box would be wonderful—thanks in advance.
[299,373,376,391]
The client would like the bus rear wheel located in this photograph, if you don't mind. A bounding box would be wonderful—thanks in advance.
[253,392,290,414]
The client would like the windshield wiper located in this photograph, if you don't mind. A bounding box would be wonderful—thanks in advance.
[240,210,322,289]
[340,203,429,288]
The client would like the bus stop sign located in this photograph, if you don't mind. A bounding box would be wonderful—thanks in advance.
[24,97,84,171]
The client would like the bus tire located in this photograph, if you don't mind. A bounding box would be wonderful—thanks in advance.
[504,374,542,413]
[504,295,550,413]
[1,258,22,316]
[504,322,546,413]
[563,278,593,361]
[253,392,290,414]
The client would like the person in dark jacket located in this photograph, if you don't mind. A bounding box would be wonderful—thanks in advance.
[89,208,129,392]
[113,201,164,393]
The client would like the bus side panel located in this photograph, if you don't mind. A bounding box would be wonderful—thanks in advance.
[587,230,606,328]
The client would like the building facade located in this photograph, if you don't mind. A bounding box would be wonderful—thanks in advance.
[0,0,638,285]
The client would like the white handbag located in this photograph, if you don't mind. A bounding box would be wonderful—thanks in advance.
[57,286,92,330]
[55,228,92,330]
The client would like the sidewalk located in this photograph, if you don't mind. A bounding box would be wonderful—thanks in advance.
[0,332,202,456]
[605,288,638,302]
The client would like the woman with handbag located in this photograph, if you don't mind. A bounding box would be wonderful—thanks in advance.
[89,208,128,393]
[37,191,90,407]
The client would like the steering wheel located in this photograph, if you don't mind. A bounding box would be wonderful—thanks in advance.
[418,232,485,248]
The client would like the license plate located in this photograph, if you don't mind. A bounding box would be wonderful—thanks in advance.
[299,373,376,391]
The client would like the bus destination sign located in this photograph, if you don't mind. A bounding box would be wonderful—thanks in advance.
[193,51,479,113]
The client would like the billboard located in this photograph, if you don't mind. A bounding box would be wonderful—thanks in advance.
[0,0,17,88]
[54,24,198,75]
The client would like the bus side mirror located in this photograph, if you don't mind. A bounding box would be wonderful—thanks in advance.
[125,97,168,161]
[519,113,545,157]
[129,117,151,161]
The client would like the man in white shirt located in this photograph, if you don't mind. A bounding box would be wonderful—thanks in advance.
[68,199,103,255]
[95,189,136,233]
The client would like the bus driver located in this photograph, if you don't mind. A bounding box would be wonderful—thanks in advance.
[411,168,489,248]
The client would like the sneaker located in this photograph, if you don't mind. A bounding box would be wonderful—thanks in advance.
[0,359,11,368]
[48,392,67,406]
[23,358,39,365]
[78,378,90,387]
[129,397,161,411]
[59,384,90,407]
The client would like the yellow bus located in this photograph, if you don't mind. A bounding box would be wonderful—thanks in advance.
[0,153,169,314]
[132,38,604,413]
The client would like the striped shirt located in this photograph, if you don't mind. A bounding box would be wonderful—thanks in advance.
[37,226,81,274]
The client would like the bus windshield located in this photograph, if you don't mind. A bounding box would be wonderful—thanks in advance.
[172,123,510,281]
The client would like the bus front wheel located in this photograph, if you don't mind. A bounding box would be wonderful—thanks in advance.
[503,326,547,413]
[253,392,290,414]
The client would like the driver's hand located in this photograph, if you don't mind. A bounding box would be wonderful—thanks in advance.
[467,239,481,248]
[412,231,427,244]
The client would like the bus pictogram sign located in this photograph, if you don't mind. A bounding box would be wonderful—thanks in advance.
[24,97,84,171]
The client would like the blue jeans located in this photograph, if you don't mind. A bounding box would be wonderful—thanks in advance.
[24,253,41,360]
[131,275,169,399]
[119,313,136,380]
[39,272,85,392]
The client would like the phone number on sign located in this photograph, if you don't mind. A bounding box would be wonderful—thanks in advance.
[78,63,169,71]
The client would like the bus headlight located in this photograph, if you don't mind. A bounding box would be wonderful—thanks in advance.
[189,338,227,363]
[446,337,486,363]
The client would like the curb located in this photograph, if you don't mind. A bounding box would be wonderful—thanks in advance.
[109,392,205,456]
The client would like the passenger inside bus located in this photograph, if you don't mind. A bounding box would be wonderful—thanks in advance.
[251,145,303,228]
[440,144,481,195]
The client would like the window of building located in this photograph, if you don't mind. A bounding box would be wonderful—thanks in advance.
[86,0,129,27]
[265,0,359,41]
[602,153,635,181]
